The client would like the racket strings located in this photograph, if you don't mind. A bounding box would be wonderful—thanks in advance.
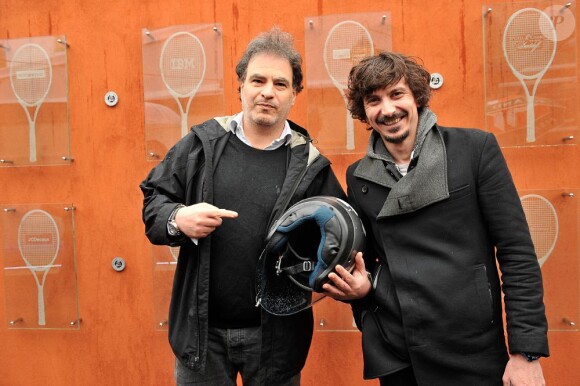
[10,45,51,105]
[504,12,556,77]
[325,25,373,85]
[18,213,59,267]
[522,198,558,256]
[161,35,205,97]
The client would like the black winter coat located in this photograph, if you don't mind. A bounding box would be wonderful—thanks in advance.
[347,126,548,385]
[140,116,345,384]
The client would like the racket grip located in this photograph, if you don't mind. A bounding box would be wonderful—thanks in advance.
[346,113,355,150]
[526,97,535,143]
[181,113,189,138]
[38,285,46,325]
[30,120,37,162]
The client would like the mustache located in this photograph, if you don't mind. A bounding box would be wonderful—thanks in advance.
[376,113,405,125]
[255,100,277,109]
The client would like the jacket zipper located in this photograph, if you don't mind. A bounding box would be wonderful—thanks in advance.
[190,242,202,368]
[265,153,318,232]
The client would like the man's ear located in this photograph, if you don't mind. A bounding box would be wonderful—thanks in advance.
[238,81,245,101]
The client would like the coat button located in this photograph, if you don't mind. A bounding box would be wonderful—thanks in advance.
[361,185,368,194]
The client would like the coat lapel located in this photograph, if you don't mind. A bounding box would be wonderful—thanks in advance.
[354,108,450,218]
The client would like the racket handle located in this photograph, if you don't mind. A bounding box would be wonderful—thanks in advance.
[38,285,46,325]
[340,91,355,151]
[181,113,189,138]
[526,96,535,143]
[29,120,37,162]
[346,113,355,150]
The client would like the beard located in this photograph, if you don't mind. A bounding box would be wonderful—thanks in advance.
[382,127,410,144]
[376,113,410,144]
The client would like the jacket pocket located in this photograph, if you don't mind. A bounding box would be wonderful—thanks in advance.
[448,184,471,201]
[368,264,397,347]
[474,264,494,327]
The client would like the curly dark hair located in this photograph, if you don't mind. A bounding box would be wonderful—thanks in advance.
[235,26,304,94]
[347,51,431,123]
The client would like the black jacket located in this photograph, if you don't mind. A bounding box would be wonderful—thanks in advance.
[347,126,548,385]
[140,116,345,384]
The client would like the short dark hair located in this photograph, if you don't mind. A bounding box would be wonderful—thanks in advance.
[235,27,304,93]
[347,51,431,123]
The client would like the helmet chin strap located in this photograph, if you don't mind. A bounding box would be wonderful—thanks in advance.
[273,205,336,291]
[276,243,316,292]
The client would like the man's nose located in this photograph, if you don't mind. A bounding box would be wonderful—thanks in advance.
[380,99,397,116]
[261,81,274,97]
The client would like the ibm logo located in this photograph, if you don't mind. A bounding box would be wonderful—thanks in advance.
[171,58,196,70]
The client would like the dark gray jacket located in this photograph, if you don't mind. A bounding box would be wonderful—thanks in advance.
[140,116,345,383]
[347,124,548,385]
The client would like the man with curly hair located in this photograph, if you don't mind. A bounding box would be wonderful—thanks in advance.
[323,52,549,386]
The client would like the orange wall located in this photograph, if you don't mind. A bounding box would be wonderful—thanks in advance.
[0,1,578,385]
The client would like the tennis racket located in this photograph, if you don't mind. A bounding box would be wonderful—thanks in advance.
[17,209,60,325]
[520,194,559,267]
[168,246,180,262]
[9,43,53,162]
[323,21,374,150]
[503,8,557,143]
[160,31,206,138]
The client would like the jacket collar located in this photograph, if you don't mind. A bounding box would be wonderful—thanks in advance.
[213,115,319,166]
[354,108,449,217]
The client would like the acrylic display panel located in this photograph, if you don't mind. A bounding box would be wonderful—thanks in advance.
[313,296,358,332]
[518,189,579,331]
[142,24,225,161]
[1,204,80,329]
[483,2,578,147]
[0,35,71,166]
[304,12,392,155]
[151,244,178,330]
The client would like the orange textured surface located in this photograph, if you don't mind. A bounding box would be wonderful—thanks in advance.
[0,1,579,385]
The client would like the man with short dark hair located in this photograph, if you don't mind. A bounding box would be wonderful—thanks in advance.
[141,27,345,385]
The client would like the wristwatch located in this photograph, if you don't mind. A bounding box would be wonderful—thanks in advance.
[521,352,541,362]
[167,205,185,236]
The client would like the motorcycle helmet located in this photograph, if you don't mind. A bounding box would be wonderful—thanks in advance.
[256,196,365,315]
